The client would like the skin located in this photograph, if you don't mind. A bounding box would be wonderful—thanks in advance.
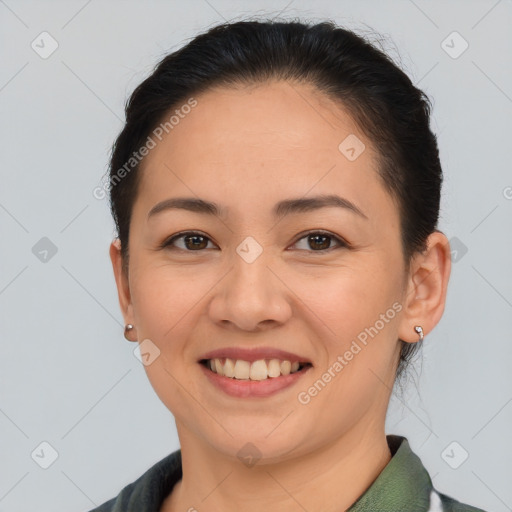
[110,80,451,512]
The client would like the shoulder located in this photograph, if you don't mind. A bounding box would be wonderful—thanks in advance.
[86,449,182,512]
[383,435,487,512]
[435,490,488,512]
[87,483,132,512]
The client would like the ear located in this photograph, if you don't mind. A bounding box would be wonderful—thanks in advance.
[398,231,452,343]
[109,239,136,338]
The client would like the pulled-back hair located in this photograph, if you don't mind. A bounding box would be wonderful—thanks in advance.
[107,20,442,383]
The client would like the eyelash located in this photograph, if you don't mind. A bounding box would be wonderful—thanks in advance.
[159,230,349,254]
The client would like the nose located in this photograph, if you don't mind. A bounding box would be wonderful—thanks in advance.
[208,247,292,332]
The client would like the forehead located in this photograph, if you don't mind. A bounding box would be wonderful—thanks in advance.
[134,80,392,224]
[147,80,368,165]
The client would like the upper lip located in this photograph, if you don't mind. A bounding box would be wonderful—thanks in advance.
[199,347,312,364]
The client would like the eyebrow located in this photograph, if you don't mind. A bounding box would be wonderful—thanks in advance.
[147,194,368,221]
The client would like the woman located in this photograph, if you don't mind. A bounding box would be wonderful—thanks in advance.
[90,19,486,512]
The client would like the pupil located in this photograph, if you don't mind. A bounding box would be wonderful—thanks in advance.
[183,234,330,251]
[186,235,207,250]
[310,234,329,250]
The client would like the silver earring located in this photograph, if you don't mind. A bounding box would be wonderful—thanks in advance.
[124,324,136,342]
[414,325,424,341]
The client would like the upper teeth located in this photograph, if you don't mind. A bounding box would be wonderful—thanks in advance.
[207,358,302,380]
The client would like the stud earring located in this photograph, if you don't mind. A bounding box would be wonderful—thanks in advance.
[124,324,136,342]
[414,325,424,341]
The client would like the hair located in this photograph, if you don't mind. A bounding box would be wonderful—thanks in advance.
[106,19,442,385]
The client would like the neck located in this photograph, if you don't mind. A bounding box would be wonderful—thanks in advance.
[162,423,392,512]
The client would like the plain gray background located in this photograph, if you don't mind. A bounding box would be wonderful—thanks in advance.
[1,1,511,511]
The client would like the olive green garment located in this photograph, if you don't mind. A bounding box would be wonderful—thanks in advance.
[88,435,487,512]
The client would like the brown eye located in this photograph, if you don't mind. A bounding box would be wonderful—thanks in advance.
[162,232,214,251]
[183,234,209,250]
[308,234,331,250]
[292,231,347,252]
[161,230,347,253]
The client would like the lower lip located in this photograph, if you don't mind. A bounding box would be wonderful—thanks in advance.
[199,362,312,398]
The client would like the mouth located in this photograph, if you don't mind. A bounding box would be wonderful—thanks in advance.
[199,358,313,381]
[197,347,314,397]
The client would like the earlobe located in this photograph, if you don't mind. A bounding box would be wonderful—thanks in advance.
[109,239,135,327]
[398,231,452,343]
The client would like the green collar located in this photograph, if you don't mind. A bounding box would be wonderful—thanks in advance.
[89,434,486,511]
[348,435,433,511]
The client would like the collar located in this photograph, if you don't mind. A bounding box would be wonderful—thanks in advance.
[96,435,438,511]
[348,435,434,511]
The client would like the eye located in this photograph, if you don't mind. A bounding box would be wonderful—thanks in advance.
[161,231,216,251]
[291,230,348,252]
[160,230,348,253]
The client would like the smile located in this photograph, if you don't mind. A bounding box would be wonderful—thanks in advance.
[199,358,313,398]
[201,357,312,380]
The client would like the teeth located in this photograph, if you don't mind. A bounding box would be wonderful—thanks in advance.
[206,358,306,380]
[249,360,268,381]
[233,359,250,379]
[280,360,291,375]
[214,358,224,376]
[223,358,235,378]
[267,359,281,377]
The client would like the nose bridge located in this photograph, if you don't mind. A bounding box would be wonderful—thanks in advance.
[235,235,266,267]
[229,234,272,295]
[209,234,290,330]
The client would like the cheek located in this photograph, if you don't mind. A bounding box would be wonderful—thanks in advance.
[292,261,398,340]
[130,264,203,345]
[295,258,402,392]
[296,270,401,428]
[129,267,202,415]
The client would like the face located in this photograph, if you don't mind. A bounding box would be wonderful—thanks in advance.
[114,80,411,461]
